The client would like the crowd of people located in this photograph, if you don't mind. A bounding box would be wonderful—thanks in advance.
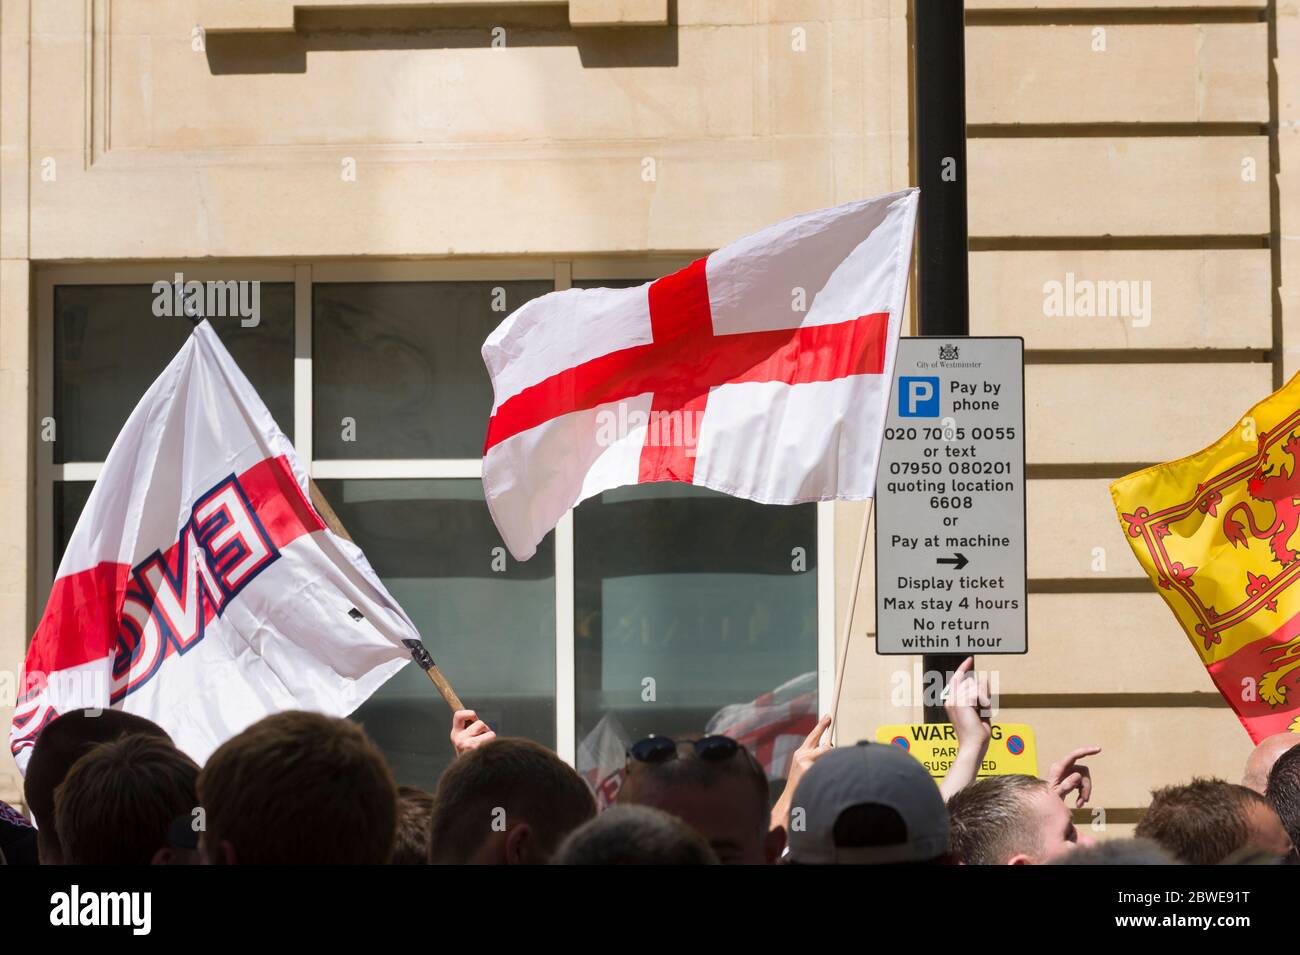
[2,656,1298,865]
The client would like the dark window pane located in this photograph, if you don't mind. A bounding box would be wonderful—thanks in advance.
[54,283,294,462]
[318,479,556,787]
[574,483,817,787]
[313,281,552,459]
[54,481,94,573]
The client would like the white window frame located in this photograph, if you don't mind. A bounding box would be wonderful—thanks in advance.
[35,260,837,766]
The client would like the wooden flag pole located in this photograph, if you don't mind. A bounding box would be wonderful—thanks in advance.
[308,479,466,714]
[829,497,874,742]
[308,479,351,542]
[401,639,466,713]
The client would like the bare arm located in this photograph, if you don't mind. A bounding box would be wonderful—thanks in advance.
[938,656,992,801]
[770,714,833,832]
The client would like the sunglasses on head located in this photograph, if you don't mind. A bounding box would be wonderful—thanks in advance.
[626,734,741,764]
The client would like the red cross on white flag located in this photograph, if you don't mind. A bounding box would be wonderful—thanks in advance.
[482,188,919,560]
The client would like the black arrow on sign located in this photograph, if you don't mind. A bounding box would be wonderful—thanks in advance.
[936,553,969,571]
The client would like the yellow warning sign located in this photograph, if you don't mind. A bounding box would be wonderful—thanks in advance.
[875,723,1038,779]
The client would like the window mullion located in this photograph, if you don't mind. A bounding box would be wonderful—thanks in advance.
[36,272,56,609]
[294,264,313,470]
[554,510,576,766]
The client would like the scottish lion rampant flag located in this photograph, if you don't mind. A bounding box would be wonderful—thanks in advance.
[9,321,415,772]
[1112,373,1300,743]
[482,188,919,560]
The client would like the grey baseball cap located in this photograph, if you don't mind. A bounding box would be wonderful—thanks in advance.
[786,742,949,865]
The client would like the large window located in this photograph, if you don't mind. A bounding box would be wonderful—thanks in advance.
[318,479,555,783]
[39,263,829,792]
[312,281,550,459]
[53,283,294,461]
[574,483,817,743]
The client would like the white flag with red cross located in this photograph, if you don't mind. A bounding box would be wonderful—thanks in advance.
[9,322,416,772]
[481,188,919,560]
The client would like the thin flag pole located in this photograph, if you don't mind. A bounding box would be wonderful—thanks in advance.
[307,480,466,714]
[307,478,351,542]
[829,496,875,740]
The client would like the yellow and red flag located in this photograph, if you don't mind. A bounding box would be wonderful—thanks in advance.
[1111,375,1300,743]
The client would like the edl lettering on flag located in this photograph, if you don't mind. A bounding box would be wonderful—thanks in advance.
[10,322,420,771]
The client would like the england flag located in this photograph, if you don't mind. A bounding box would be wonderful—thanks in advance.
[481,188,919,560]
[9,322,416,772]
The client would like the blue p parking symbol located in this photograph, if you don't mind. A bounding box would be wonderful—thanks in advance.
[899,376,940,417]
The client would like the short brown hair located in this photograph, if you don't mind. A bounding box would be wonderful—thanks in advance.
[197,711,398,864]
[54,734,198,865]
[946,774,1048,865]
[1136,777,1268,865]
[392,786,434,865]
[24,708,172,862]
[1266,745,1300,849]
[429,738,595,864]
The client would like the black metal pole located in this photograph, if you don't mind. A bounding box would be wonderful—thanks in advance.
[914,0,970,723]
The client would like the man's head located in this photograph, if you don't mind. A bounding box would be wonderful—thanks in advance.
[1265,746,1300,858]
[617,735,782,864]
[948,774,1092,864]
[1049,838,1179,866]
[553,805,719,865]
[24,708,172,864]
[197,711,398,864]
[785,742,950,865]
[429,738,596,864]
[53,734,199,865]
[159,813,203,866]
[1136,777,1293,864]
[392,786,434,865]
[1243,732,1300,793]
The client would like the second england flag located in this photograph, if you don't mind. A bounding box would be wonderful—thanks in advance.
[481,188,920,560]
[10,322,418,771]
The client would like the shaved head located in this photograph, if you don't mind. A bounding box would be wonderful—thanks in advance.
[1243,733,1300,793]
